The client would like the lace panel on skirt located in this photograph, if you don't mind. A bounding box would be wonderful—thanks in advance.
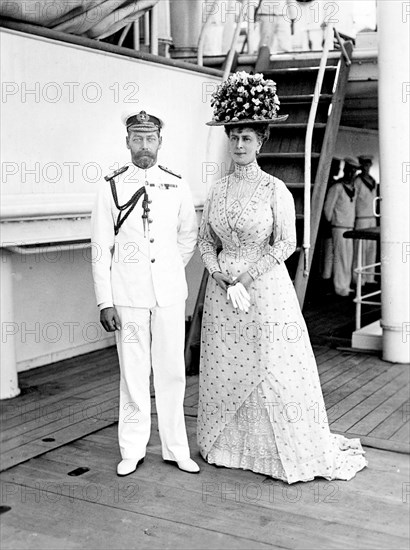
[207,383,288,480]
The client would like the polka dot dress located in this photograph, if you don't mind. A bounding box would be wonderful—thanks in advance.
[197,163,368,483]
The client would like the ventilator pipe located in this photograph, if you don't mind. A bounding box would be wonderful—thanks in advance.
[377,1,410,363]
[0,249,20,399]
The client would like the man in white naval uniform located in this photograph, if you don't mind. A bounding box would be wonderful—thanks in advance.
[323,157,359,297]
[353,155,378,285]
[91,110,199,476]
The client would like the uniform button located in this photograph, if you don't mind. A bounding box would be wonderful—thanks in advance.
[150,238,155,243]
[151,258,155,263]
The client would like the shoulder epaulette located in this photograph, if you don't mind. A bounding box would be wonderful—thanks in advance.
[104,165,129,182]
[159,165,181,179]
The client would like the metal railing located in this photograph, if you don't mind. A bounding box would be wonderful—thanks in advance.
[302,24,352,276]
[117,3,158,55]
[353,242,381,331]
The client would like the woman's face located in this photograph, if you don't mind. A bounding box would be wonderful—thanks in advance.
[228,128,262,165]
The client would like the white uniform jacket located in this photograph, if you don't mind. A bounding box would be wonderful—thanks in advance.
[91,162,198,309]
[323,181,356,229]
[354,174,377,222]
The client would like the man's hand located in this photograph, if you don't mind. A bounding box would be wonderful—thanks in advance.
[100,307,121,332]
[212,271,234,291]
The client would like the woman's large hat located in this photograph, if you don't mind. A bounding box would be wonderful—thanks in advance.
[206,71,288,127]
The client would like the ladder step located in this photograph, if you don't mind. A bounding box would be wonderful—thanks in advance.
[271,123,326,129]
[279,94,333,103]
[286,182,313,189]
[258,152,320,159]
[264,66,337,75]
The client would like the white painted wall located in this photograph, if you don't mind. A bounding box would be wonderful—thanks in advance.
[0,28,226,205]
[0,27,227,373]
[0,28,381,374]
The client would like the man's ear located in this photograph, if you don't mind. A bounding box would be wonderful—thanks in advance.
[126,135,130,150]
[158,135,162,149]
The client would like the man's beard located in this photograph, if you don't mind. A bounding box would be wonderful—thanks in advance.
[133,151,156,169]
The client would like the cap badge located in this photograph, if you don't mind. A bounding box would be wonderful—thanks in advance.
[136,111,149,123]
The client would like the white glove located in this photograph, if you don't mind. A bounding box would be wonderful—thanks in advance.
[227,282,251,312]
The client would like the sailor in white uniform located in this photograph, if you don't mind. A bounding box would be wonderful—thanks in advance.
[353,154,378,285]
[323,157,359,296]
[91,110,199,476]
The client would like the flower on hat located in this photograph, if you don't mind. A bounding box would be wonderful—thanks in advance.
[210,71,281,123]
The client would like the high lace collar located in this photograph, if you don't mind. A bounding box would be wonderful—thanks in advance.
[233,160,261,180]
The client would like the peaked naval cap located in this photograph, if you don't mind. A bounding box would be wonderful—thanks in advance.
[122,110,163,133]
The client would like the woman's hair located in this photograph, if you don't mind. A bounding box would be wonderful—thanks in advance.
[224,124,270,144]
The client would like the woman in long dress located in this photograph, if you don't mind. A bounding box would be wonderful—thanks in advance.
[197,72,367,484]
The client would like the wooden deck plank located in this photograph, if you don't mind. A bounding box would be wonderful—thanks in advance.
[16,348,118,388]
[329,370,408,432]
[325,366,406,423]
[46,418,410,508]
[319,354,368,386]
[316,348,350,371]
[2,459,407,549]
[0,377,119,432]
[0,480,273,550]
[389,421,410,443]
[1,387,119,448]
[0,399,118,472]
[1,344,408,474]
[1,417,408,550]
[323,360,391,410]
[349,385,410,436]
[0,362,118,421]
[51,420,410,502]
[367,400,409,440]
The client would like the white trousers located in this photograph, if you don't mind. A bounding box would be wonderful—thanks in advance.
[331,227,354,296]
[321,237,334,280]
[353,218,377,284]
[115,302,190,461]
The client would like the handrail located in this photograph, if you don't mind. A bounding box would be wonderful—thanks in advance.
[222,0,245,80]
[197,0,219,66]
[149,3,158,55]
[0,19,223,77]
[302,22,335,276]
[118,22,132,47]
[334,28,352,65]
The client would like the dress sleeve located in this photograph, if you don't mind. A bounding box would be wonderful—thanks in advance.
[197,184,222,275]
[247,178,297,280]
